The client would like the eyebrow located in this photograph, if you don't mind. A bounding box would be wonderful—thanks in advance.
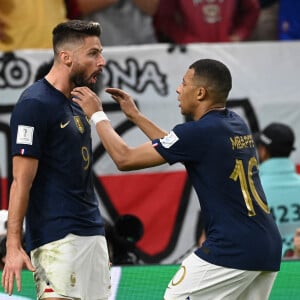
[87,47,103,53]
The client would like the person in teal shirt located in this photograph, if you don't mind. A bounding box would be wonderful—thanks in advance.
[255,122,300,256]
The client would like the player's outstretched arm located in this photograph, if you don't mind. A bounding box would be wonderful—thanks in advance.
[72,86,166,171]
[105,87,167,140]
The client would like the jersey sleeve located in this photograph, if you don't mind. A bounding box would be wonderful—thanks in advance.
[10,98,47,159]
[152,122,208,165]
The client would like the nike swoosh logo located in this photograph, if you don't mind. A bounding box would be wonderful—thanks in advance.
[60,121,70,128]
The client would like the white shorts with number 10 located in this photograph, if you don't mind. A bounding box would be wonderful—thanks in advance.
[164,253,277,300]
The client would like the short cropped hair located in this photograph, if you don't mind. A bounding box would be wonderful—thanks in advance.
[52,20,102,56]
[189,59,232,102]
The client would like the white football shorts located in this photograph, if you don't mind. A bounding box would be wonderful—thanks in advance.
[164,252,277,300]
[31,233,111,300]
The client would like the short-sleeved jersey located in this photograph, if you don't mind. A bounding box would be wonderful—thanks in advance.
[10,79,105,252]
[153,109,282,271]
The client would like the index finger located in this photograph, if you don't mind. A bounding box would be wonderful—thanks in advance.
[105,88,125,96]
[71,87,85,95]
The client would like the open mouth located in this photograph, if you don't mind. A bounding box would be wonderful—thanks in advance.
[90,70,102,83]
[91,75,98,83]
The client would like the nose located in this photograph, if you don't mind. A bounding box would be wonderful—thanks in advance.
[97,54,106,67]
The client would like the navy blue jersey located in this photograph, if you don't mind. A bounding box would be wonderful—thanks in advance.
[10,79,105,252]
[153,109,282,271]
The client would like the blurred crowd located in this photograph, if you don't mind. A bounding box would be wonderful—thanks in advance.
[0,0,300,51]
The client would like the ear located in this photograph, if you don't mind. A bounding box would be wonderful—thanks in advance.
[60,51,72,67]
[257,145,270,162]
[197,87,207,101]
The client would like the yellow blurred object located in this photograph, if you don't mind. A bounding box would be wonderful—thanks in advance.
[0,0,67,51]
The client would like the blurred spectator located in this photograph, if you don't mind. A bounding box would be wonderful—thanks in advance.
[105,214,144,265]
[255,122,300,256]
[278,1,300,40]
[250,0,279,40]
[153,0,260,44]
[66,0,159,46]
[284,227,300,259]
[64,0,116,19]
[0,0,67,51]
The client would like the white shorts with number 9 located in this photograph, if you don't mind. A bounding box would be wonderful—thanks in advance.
[31,234,111,300]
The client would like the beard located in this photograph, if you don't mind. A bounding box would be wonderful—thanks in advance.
[71,70,102,94]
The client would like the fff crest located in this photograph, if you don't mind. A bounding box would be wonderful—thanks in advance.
[73,116,85,134]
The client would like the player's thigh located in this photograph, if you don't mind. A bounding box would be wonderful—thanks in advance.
[31,234,111,300]
[237,271,278,300]
[164,253,260,300]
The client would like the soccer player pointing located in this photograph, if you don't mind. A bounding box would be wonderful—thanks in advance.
[72,58,282,300]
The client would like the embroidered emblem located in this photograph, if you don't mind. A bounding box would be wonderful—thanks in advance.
[70,272,76,287]
[74,116,85,133]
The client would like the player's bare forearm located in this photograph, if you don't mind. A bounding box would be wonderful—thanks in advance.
[93,120,165,170]
[72,86,167,169]
[7,157,38,245]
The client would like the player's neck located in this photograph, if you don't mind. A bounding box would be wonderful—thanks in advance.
[205,105,226,113]
[197,105,225,120]
[45,72,73,99]
[193,100,226,120]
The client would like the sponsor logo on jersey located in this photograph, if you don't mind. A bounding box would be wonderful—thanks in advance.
[60,120,70,128]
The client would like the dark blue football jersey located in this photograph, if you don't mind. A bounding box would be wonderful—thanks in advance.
[153,109,282,271]
[10,79,105,252]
